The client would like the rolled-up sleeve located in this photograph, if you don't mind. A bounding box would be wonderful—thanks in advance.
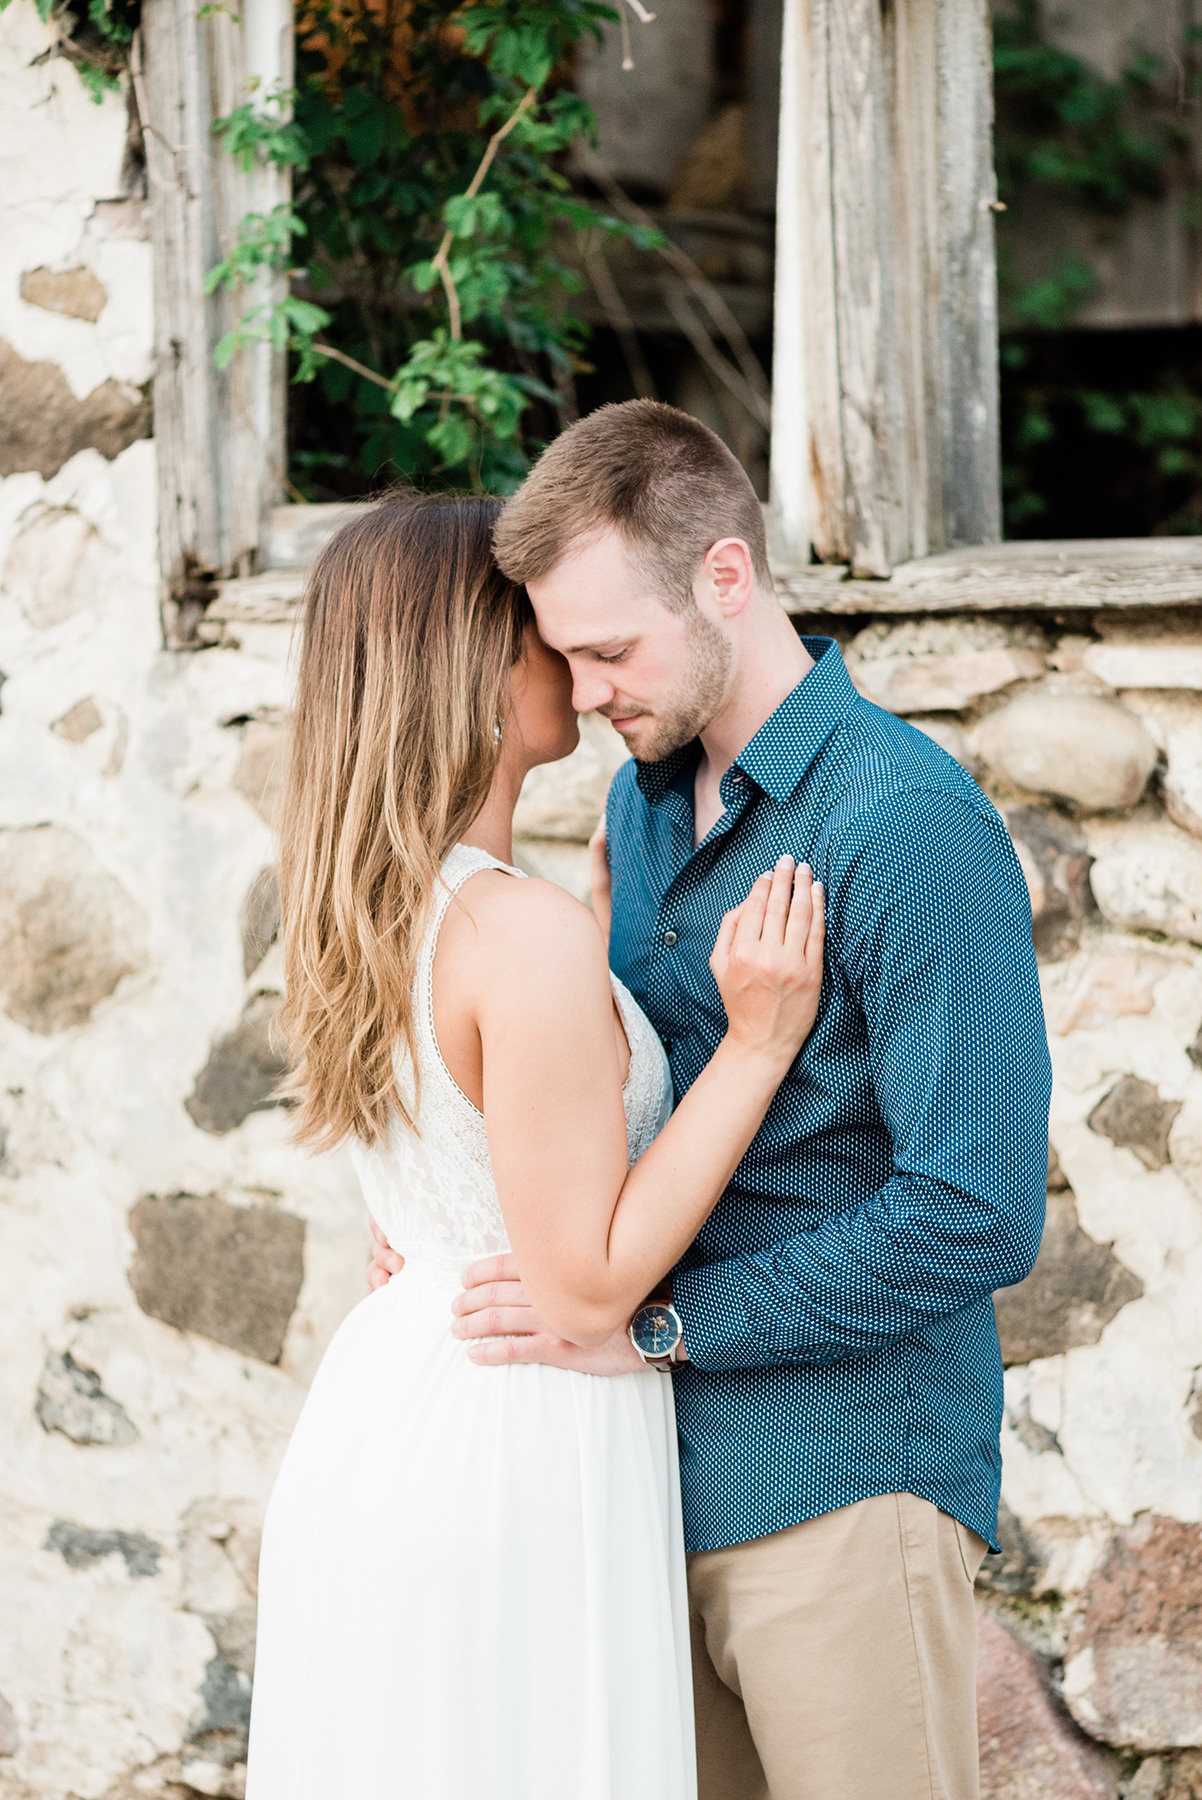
[674,789,1051,1373]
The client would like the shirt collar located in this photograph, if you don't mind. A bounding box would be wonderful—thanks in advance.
[635,636,858,808]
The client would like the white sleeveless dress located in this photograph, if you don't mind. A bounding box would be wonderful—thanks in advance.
[246,845,695,1800]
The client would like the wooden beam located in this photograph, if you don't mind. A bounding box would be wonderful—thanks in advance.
[770,0,1000,575]
[774,539,1202,615]
[138,0,291,638]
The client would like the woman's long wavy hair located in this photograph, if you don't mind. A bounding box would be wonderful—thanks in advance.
[278,492,532,1149]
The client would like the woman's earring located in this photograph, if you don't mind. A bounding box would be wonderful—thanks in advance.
[493,718,504,744]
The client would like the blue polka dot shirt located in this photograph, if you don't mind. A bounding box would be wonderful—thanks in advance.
[606,637,1051,1554]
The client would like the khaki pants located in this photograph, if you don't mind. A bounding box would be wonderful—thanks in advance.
[687,1492,988,1800]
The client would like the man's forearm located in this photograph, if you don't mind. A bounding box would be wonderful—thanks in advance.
[672,1171,1046,1375]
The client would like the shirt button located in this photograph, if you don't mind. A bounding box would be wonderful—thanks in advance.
[663,929,678,947]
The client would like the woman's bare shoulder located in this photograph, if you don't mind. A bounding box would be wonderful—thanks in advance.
[445,868,607,972]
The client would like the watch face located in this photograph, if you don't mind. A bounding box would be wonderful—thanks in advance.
[630,1304,682,1358]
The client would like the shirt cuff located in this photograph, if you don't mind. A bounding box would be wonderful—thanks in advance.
[673,1257,767,1373]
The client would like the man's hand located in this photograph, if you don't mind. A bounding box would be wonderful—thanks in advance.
[367,1216,405,1294]
[451,1253,646,1375]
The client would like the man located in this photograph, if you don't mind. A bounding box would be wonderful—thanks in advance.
[371,401,1051,1800]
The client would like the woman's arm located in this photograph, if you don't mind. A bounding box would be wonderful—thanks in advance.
[467,857,823,1347]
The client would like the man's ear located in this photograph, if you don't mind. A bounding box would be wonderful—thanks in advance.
[698,538,756,619]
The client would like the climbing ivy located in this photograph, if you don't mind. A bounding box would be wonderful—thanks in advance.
[207,0,655,495]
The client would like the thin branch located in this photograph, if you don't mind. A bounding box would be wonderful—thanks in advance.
[583,242,658,400]
[431,86,538,340]
[618,3,634,71]
[659,279,771,431]
[310,341,398,392]
[577,145,771,406]
[624,0,657,20]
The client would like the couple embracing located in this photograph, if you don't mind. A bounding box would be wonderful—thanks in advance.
[244,401,1051,1800]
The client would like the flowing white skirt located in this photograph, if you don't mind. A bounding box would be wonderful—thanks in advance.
[245,1253,697,1799]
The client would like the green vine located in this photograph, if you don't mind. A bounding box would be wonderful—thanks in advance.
[207,1,656,494]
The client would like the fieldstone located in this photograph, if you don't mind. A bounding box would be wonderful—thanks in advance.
[513,710,629,842]
[35,1348,138,1446]
[19,264,108,322]
[0,1691,18,1757]
[849,616,1046,715]
[233,720,291,830]
[3,504,107,629]
[0,337,150,480]
[1124,1754,1202,1799]
[51,695,103,742]
[1123,697,1202,842]
[854,647,1044,714]
[186,994,290,1134]
[1083,643,1202,691]
[994,1188,1143,1365]
[905,714,977,770]
[1004,807,1095,961]
[1086,818,1202,947]
[1166,1098,1202,1205]
[977,693,1157,812]
[0,824,148,1033]
[44,1519,161,1579]
[1064,1516,1202,1750]
[183,1655,252,1777]
[977,1612,1117,1799]
[1055,949,1176,1035]
[241,867,280,976]
[1089,1077,1181,1170]
[127,1192,305,1364]
[977,1502,1048,1600]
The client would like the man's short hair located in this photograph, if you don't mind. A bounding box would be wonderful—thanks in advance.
[492,399,772,611]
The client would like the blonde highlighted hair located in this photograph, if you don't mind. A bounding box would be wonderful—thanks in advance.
[278,492,531,1149]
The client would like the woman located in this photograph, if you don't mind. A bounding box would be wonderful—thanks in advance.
[245,492,824,1799]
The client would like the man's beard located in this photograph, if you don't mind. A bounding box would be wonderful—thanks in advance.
[622,608,733,764]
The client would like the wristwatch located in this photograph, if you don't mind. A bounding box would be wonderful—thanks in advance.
[628,1300,684,1371]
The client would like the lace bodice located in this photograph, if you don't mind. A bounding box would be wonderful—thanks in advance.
[349,843,673,1267]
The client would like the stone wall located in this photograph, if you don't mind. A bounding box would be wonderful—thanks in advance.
[0,20,367,1799]
[3,14,1202,1800]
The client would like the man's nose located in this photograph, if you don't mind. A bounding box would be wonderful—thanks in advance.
[570,667,613,714]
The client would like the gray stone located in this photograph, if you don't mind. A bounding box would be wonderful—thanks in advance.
[994,1189,1144,1365]
[978,1612,1117,1799]
[1086,818,1202,946]
[241,868,280,977]
[849,616,1046,715]
[977,693,1157,812]
[1083,643,1202,690]
[232,719,291,830]
[977,1501,1049,1600]
[44,1520,160,1579]
[1118,695,1202,842]
[1065,1516,1202,1750]
[35,1348,138,1446]
[1005,806,1096,961]
[0,337,150,480]
[127,1192,305,1365]
[52,696,103,742]
[0,1691,17,1757]
[1089,1077,1181,1171]
[4,505,107,629]
[20,265,108,322]
[186,994,290,1135]
[0,824,148,1033]
[184,1656,253,1770]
